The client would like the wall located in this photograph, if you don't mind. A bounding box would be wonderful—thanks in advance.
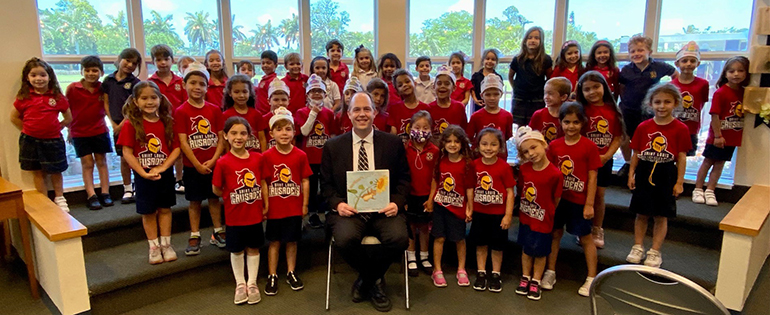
[376,0,408,64]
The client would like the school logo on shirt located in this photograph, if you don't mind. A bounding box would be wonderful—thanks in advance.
[520,182,544,221]
[459,82,466,89]
[188,115,218,150]
[543,122,558,141]
[436,119,450,134]
[484,123,501,132]
[269,164,301,198]
[558,156,585,192]
[174,83,182,91]
[306,121,329,148]
[722,101,744,131]
[48,98,57,107]
[426,152,434,161]
[341,71,347,77]
[474,171,503,205]
[138,133,167,168]
[675,91,699,123]
[399,119,412,143]
[231,168,261,205]
[650,71,657,79]
[124,82,132,90]
[587,116,613,149]
[639,132,675,163]
[434,173,464,207]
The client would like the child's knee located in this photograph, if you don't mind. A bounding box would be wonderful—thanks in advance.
[434,237,445,245]
[94,154,108,167]
[653,216,667,224]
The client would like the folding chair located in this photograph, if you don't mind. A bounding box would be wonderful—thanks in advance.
[590,264,729,315]
[325,236,410,310]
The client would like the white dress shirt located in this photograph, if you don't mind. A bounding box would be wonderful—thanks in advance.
[352,129,375,171]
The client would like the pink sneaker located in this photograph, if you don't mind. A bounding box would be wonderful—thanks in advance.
[432,270,447,287]
[456,269,470,286]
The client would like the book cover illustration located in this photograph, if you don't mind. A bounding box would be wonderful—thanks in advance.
[346,170,390,212]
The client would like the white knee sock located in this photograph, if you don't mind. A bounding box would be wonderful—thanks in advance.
[247,254,260,286]
[231,252,246,285]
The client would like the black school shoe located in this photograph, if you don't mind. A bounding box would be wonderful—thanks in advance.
[87,195,102,210]
[100,193,114,207]
[369,280,392,312]
[287,271,304,290]
[488,273,502,293]
[308,213,324,229]
[473,271,487,291]
[265,274,278,296]
[351,277,366,303]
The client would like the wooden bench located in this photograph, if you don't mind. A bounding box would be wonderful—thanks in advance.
[716,185,770,311]
[0,177,36,298]
[23,191,87,241]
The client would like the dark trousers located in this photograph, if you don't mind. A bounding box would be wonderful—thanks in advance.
[327,212,409,290]
[309,164,324,214]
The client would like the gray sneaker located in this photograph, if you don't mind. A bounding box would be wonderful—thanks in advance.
[148,246,163,265]
[247,285,261,304]
[161,244,177,262]
[234,283,248,304]
[541,270,556,290]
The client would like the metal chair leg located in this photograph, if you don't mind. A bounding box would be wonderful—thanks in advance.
[404,250,410,310]
[325,239,333,311]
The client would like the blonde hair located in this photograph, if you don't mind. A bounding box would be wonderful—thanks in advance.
[627,35,653,51]
[545,77,572,96]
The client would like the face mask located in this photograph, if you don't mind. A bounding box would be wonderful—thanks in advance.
[410,129,431,143]
[309,98,324,107]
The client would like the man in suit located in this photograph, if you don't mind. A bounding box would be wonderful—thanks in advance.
[321,92,410,312]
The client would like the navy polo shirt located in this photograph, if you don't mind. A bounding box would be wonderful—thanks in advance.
[618,58,675,113]
[509,55,553,101]
[101,71,140,123]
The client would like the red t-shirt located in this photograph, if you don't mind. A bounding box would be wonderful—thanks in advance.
[550,66,581,92]
[451,76,473,103]
[222,107,267,152]
[586,65,620,94]
[473,158,516,215]
[149,73,187,111]
[117,119,178,169]
[173,101,222,167]
[428,100,468,136]
[547,137,602,205]
[329,62,349,97]
[66,81,108,138]
[336,111,352,134]
[13,91,69,139]
[707,85,744,147]
[529,108,563,143]
[262,146,313,219]
[255,72,277,115]
[385,79,403,107]
[205,78,227,109]
[387,101,430,142]
[671,77,709,135]
[517,162,562,234]
[434,157,475,220]
[406,141,440,196]
[213,152,265,226]
[294,107,336,164]
[282,74,309,114]
[583,104,622,155]
[631,119,691,163]
[466,108,514,142]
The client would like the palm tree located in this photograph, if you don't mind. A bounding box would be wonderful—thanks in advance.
[145,10,175,35]
[251,20,280,51]
[184,11,217,55]
[279,14,299,49]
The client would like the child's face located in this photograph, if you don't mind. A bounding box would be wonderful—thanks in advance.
[344,89,355,105]
[444,135,461,155]
[675,56,699,75]
[526,30,541,52]
[543,83,567,108]
[230,82,250,106]
[226,123,250,150]
[82,67,102,84]
[410,117,431,133]
[313,59,329,79]
[270,123,295,145]
[395,74,414,97]
[207,53,223,72]
[478,133,500,159]
[136,87,160,116]
[27,66,50,91]
[185,74,208,101]
[307,88,326,102]
[482,89,502,108]
[450,58,463,75]
[581,80,604,105]
[560,113,583,137]
[725,62,747,85]
[434,75,454,99]
[651,92,676,119]
[381,59,397,79]
[154,56,173,73]
[238,64,254,78]
[286,60,302,76]
[119,58,138,75]
[565,46,580,65]
[179,59,193,74]
[327,45,342,62]
[357,53,372,71]
[483,52,498,69]
[628,43,650,65]
[417,61,432,76]
[520,139,546,163]
[261,59,276,74]
[594,46,610,65]
[370,88,386,109]
[269,92,289,109]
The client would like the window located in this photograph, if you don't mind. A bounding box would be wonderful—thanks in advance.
[409,0,474,57]
[142,0,220,57]
[566,0,646,54]
[37,0,129,55]
[658,0,752,53]
[484,0,555,56]
[231,0,299,57]
[310,0,374,58]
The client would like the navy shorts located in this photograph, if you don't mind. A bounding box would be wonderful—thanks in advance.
[406,194,432,224]
[112,127,123,157]
[265,216,303,243]
[469,212,509,251]
[134,168,176,214]
[686,134,698,157]
[518,223,552,257]
[431,205,466,242]
[512,99,545,127]
[702,144,735,162]
[622,108,642,139]
[72,132,113,157]
[183,166,218,201]
[18,133,68,174]
[597,158,613,187]
[553,199,593,236]
[629,161,677,218]
[226,223,265,253]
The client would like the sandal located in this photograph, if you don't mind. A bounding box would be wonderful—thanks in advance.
[407,259,419,277]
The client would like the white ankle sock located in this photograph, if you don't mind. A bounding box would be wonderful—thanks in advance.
[231,252,246,285]
[407,250,416,261]
[191,231,201,238]
[420,251,429,260]
[148,239,160,247]
[214,227,224,233]
[124,184,133,192]
[247,254,260,286]
[160,236,171,246]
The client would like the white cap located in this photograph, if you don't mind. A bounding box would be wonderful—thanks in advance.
[515,126,546,148]
[183,62,210,81]
[269,106,294,129]
[344,76,363,93]
[305,74,326,94]
[268,79,290,98]
[434,64,456,84]
[676,41,701,62]
[481,74,503,94]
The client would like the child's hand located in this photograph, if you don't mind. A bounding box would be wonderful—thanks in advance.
[423,200,433,213]
[714,137,725,148]
[112,121,120,132]
[583,205,595,220]
[673,183,684,197]
[500,214,512,229]
[141,170,160,181]
[149,166,165,176]
[599,154,611,165]
[312,104,322,114]
[465,209,473,223]
[627,175,636,190]
[195,164,211,175]
[202,159,217,170]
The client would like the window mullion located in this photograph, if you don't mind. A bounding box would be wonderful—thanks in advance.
[299,0,312,63]
[218,0,234,68]
[126,0,147,79]
[644,0,662,53]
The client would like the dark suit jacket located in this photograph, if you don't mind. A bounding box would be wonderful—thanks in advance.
[321,130,411,212]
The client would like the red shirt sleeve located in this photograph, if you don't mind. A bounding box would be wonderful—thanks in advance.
[173,109,187,135]
[117,121,136,148]
[587,141,603,170]
[630,123,646,152]
[212,158,224,188]
[710,91,723,116]
[502,162,516,189]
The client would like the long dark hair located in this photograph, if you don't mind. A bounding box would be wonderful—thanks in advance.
[122,81,175,147]
[516,26,547,76]
[378,53,402,78]
[716,56,750,88]
[576,71,625,134]
[434,125,473,181]
[116,48,142,75]
[309,56,330,80]
[555,40,584,74]
[16,57,62,100]
[586,40,618,70]
[204,49,227,79]
[223,74,256,111]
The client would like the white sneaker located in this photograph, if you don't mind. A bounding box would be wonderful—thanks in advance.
[691,188,705,204]
[541,270,556,290]
[578,277,594,297]
[704,189,718,206]
[644,249,662,268]
[247,284,261,304]
[592,227,605,249]
[53,196,69,212]
[161,244,177,262]
[234,283,248,304]
[626,245,645,264]
[148,246,163,265]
